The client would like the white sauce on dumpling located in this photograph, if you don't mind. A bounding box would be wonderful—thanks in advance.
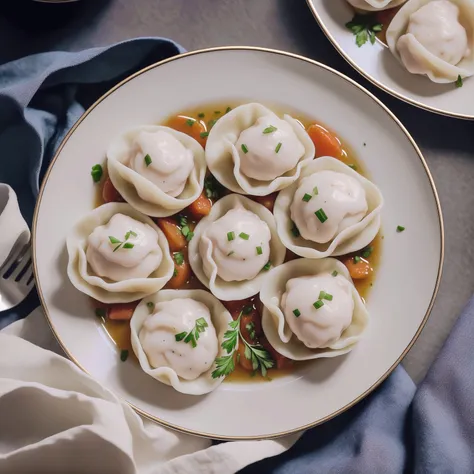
[281,274,354,349]
[86,214,162,281]
[235,116,306,181]
[397,0,470,71]
[200,206,271,282]
[130,130,194,197]
[346,0,406,11]
[290,170,368,244]
[138,298,218,380]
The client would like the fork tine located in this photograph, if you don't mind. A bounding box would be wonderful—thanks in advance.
[15,257,32,283]
[20,266,34,286]
[6,246,31,281]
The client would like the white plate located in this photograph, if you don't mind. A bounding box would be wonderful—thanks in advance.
[32,47,444,440]
[307,0,474,119]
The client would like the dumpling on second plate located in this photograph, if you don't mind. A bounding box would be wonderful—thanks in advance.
[131,289,234,395]
[205,103,315,196]
[107,125,206,217]
[188,194,286,301]
[346,0,407,10]
[66,202,174,303]
[260,258,369,360]
[274,156,383,258]
[386,0,474,83]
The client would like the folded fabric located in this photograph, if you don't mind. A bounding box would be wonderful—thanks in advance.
[0,308,298,474]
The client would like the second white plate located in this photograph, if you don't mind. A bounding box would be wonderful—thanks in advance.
[307,0,474,119]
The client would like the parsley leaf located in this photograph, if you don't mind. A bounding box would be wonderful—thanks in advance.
[175,317,209,348]
[346,14,383,48]
[173,251,184,266]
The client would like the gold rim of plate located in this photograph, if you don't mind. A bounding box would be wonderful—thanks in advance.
[305,0,474,120]
[32,46,445,440]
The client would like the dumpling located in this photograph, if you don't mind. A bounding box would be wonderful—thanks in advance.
[66,202,174,303]
[260,258,369,360]
[188,194,286,300]
[274,157,383,258]
[130,289,234,395]
[387,0,474,83]
[107,125,206,217]
[205,103,315,196]
[346,0,407,11]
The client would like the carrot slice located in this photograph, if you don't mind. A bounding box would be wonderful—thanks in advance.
[342,256,373,280]
[307,124,343,159]
[166,259,191,289]
[102,178,124,203]
[156,218,186,252]
[167,115,207,147]
[108,301,139,321]
[188,192,212,219]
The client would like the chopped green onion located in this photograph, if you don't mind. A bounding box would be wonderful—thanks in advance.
[241,144,249,154]
[243,305,253,314]
[227,231,235,241]
[146,301,154,310]
[109,236,121,244]
[198,112,205,118]
[456,75,463,88]
[122,242,134,249]
[144,154,152,167]
[291,222,300,238]
[275,142,282,153]
[185,232,194,242]
[302,193,312,202]
[313,186,319,195]
[208,119,217,128]
[319,291,326,300]
[332,270,338,277]
[293,309,301,317]
[256,246,263,255]
[91,164,103,183]
[315,208,328,223]
[186,119,195,126]
[200,131,209,138]
[397,225,405,233]
[95,308,106,318]
[239,232,249,240]
[362,246,373,258]
[173,269,178,277]
[354,256,361,263]
[175,332,187,342]
[214,110,221,114]
[226,106,232,113]
[263,125,277,134]
[322,292,333,301]
[313,300,324,309]
[173,251,184,265]
[348,164,357,170]
[262,261,271,271]
[120,350,129,362]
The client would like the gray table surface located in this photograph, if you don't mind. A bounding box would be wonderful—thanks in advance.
[1,0,473,383]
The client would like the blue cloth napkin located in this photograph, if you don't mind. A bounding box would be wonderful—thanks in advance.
[0,39,473,474]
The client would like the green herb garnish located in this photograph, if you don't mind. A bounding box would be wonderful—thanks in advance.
[456,75,463,88]
[303,193,312,202]
[275,142,282,153]
[354,256,361,264]
[332,270,338,277]
[345,14,383,47]
[239,232,249,240]
[226,106,232,113]
[246,322,256,340]
[315,208,328,223]
[108,230,136,252]
[348,164,357,170]
[227,231,235,241]
[214,110,221,114]
[181,224,194,242]
[200,131,209,138]
[243,305,253,314]
[204,174,220,199]
[186,118,195,127]
[313,186,319,195]
[175,317,209,348]
[256,246,263,255]
[313,300,324,310]
[293,309,301,317]
[173,269,178,278]
[319,291,333,301]
[208,119,217,128]
[263,125,277,134]
[91,164,103,183]
[362,246,373,258]
[262,261,271,271]
[198,112,205,118]
[211,310,274,379]
[173,251,184,265]
[241,144,249,154]
[120,350,129,362]
[146,301,154,312]
[291,221,300,238]
[397,225,405,233]
[144,154,152,167]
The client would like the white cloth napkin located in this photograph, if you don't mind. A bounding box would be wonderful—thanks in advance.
[0,307,299,474]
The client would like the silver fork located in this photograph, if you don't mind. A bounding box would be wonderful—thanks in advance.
[0,238,34,312]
